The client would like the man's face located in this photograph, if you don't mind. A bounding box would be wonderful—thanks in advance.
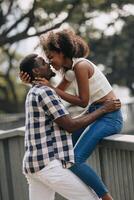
[34,56,56,80]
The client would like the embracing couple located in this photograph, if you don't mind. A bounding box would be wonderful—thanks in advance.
[19,28,123,200]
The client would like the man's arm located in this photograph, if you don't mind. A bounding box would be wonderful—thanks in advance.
[55,100,121,133]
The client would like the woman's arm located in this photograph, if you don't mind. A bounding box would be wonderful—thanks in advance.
[33,76,88,107]
[54,61,91,107]
[73,61,90,107]
[34,61,91,108]
[57,76,71,90]
[20,61,91,108]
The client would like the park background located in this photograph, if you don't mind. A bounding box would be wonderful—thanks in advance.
[0,0,134,200]
[0,0,134,132]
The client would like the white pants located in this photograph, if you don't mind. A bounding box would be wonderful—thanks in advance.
[25,160,100,200]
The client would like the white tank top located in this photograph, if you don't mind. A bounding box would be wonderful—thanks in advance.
[72,58,113,104]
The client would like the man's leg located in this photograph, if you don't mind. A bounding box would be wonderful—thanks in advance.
[25,174,55,200]
[36,160,99,200]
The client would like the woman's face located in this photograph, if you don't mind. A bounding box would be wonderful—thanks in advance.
[46,51,65,71]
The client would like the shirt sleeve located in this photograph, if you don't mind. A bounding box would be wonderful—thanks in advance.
[38,86,69,120]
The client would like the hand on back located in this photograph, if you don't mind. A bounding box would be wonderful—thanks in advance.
[102,99,121,113]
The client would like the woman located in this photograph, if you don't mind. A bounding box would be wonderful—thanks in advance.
[20,28,123,200]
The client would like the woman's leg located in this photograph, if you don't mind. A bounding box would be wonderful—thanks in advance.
[74,110,123,162]
[70,162,108,198]
[70,109,123,198]
[72,127,85,146]
[70,119,110,198]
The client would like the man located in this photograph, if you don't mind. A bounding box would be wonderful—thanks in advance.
[20,54,121,200]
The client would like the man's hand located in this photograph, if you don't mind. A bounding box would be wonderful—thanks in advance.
[102,99,121,113]
[55,99,121,133]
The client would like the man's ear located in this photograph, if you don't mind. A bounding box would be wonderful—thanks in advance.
[32,68,40,76]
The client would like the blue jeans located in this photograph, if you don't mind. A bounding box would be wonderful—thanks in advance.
[70,103,123,198]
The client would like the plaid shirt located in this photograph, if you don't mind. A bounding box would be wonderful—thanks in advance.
[23,85,74,174]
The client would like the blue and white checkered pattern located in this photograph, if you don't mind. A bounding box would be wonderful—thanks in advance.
[23,85,74,173]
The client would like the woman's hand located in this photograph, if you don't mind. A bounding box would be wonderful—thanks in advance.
[19,71,31,84]
[33,77,50,87]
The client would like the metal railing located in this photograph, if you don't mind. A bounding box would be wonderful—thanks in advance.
[0,101,134,132]
[0,127,134,200]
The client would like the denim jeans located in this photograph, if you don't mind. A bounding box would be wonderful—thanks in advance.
[70,103,123,198]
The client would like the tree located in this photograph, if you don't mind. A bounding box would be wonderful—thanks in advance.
[87,3,134,94]
[0,0,82,112]
[0,0,134,112]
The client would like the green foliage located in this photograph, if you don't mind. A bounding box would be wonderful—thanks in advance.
[88,14,134,94]
[0,0,134,112]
